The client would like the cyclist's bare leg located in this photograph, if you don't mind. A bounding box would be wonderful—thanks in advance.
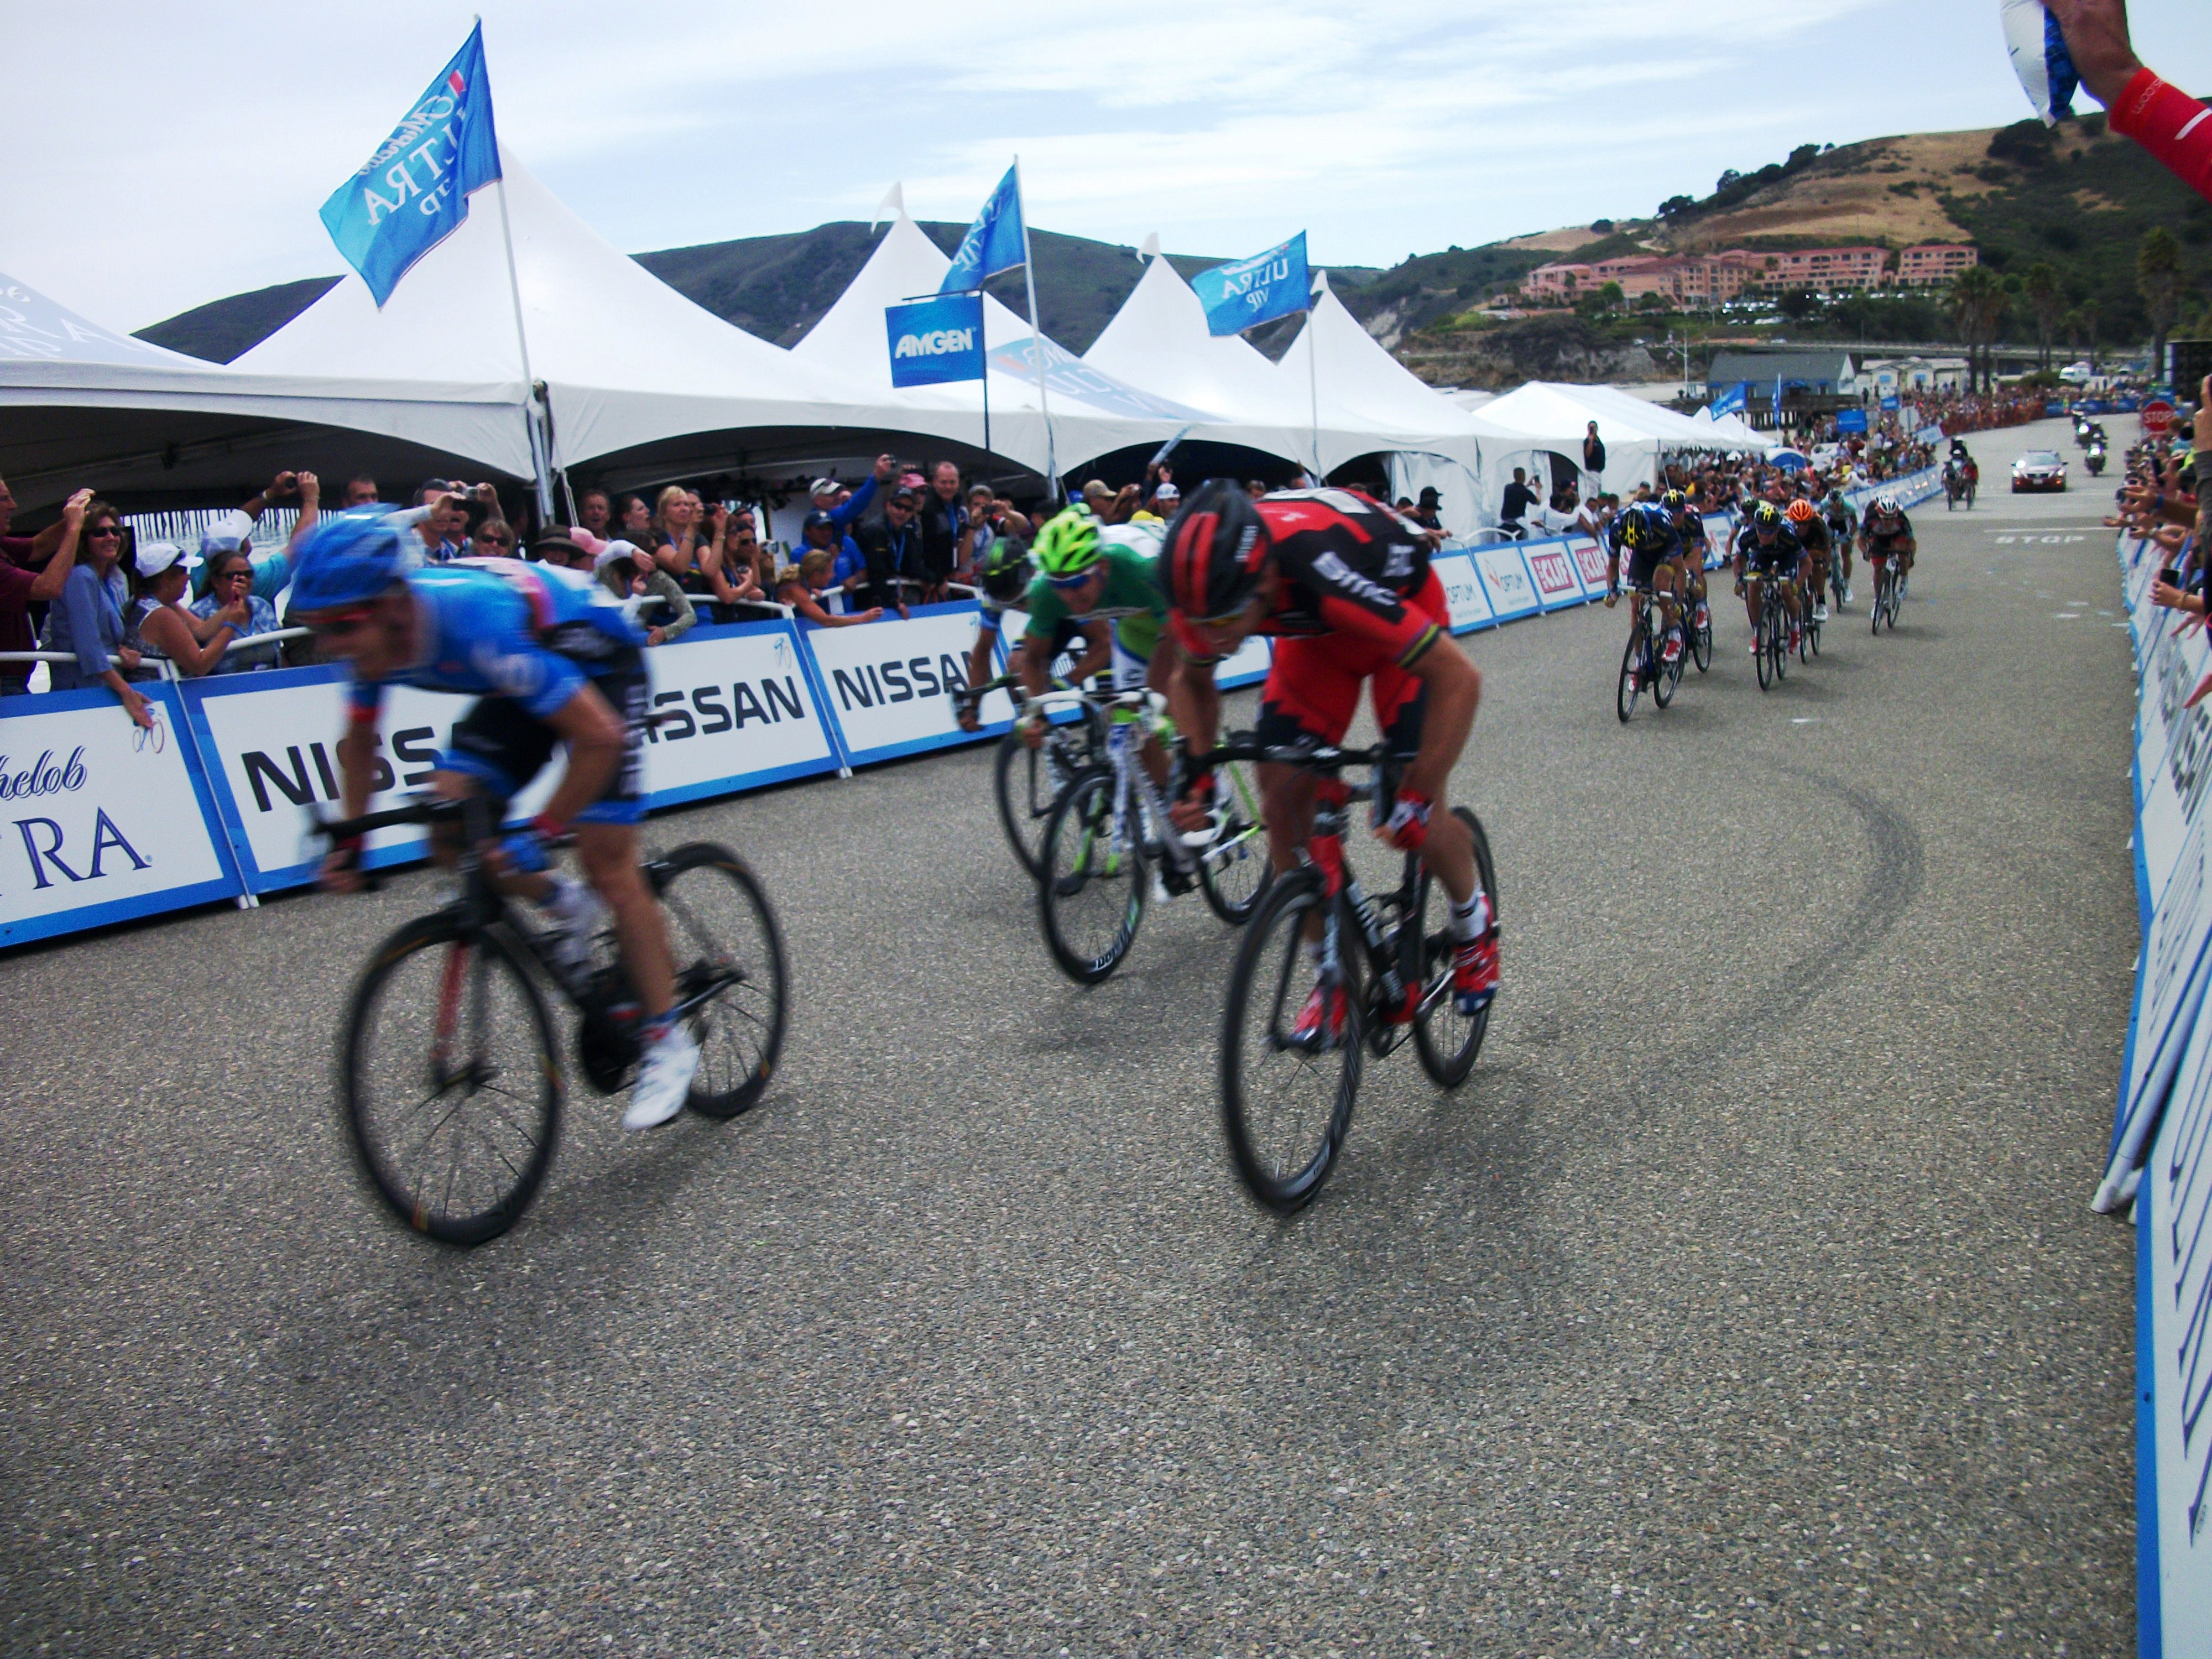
[576,822,676,1016]
[425,769,553,904]
[957,627,998,732]
[1652,561,1681,632]
[1740,571,1763,632]
[1415,799,1475,906]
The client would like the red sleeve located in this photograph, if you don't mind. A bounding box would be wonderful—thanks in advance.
[0,561,33,614]
[2110,69,2212,205]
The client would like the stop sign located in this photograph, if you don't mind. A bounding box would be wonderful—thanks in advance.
[2142,398,2178,437]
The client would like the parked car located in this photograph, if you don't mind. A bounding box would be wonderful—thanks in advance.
[2012,450,2069,493]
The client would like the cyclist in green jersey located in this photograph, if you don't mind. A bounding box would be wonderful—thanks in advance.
[1015,505,1178,788]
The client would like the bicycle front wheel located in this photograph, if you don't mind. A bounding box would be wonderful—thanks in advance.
[652,843,788,1119]
[1615,628,1644,723]
[1197,761,1272,924]
[1221,869,1363,1213]
[342,914,561,1246]
[1039,768,1146,983]
[1410,807,1498,1089]
[1755,609,1775,691]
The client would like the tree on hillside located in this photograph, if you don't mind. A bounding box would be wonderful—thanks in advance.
[2138,228,2182,383]
[1949,265,2008,393]
[2023,263,2063,372]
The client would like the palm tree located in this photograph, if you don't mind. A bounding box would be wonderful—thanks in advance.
[2023,262,2063,372]
[2140,228,2182,383]
[1949,265,2008,392]
[2079,295,2102,372]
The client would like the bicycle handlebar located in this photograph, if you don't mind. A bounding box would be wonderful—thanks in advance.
[315,796,469,843]
[1187,739,1408,772]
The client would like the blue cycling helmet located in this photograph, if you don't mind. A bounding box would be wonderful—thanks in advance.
[286,508,410,613]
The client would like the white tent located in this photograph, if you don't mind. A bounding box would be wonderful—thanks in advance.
[1081,253,1364,468]
[1693,405,1770,451]
[794,211,1195,479]
[0,268,534,505]
[1475,382,1672,500]
[1272,286,1502,482]
[239,150,955,483]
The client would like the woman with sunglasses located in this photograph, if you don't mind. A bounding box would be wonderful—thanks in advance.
[41,500,153,728]
[127,541,244,678]
[191,548,283,672]
[470,518,519,557]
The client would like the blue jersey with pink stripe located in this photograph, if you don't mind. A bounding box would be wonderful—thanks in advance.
[347,558,644,722]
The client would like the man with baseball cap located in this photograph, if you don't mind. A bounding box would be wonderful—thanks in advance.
[808,454,896,535]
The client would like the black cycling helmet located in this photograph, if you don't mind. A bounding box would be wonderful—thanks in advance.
[1750,500,1784,537]
[1619,502,1670,552]
[978,535,1033,604]
[1659,488,1688,514]
[1165,479,1270,620]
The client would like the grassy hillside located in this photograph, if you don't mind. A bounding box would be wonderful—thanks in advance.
[134,276,340,363]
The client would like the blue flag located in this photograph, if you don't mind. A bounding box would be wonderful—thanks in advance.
[2002,0,2078,126]
[320,24,503,307]
[1191,233,1310,337]
[939,166,1026,295]
[886,293,985,387]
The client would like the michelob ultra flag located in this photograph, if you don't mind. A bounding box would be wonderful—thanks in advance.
[320,23,504,306]
[2002,0,2079,127]
[1192,233,1310,338]
[939,166,1026,296]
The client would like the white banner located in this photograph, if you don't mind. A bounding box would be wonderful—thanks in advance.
[2141,1012,2212,1653]
[188,671,555,888]
[1473,546,1541,622]
[804,605,1015,766]
[1431,553,1495,633]
[0,684,239,945]
[1567,536,1610,593]
[634,623,837,805]
[1521,539,1588,609]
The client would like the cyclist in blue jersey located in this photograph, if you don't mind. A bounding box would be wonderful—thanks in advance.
[1732,500,1804,656]
[1603,499,1685,666]
[288,509,700,1130]
[1660,488,1712,638]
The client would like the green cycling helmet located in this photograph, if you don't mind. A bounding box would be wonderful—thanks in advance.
[979,535,1034,603]
[1032,505,1103,579]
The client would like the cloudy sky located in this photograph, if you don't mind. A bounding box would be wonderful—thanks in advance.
[8,0,2209,332]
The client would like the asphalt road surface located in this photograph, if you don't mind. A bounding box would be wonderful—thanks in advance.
[2,419,2142,1656]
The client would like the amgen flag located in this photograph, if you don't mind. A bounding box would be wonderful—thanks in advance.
[1192,232,1310,338]
[886,293,985,387]
[319,23,503,307]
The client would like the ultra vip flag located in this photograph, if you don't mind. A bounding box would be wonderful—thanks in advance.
[938,166,1026,295]
[320,23,504,306]
[2002,0,2079,127]
[1191,233,1311,338]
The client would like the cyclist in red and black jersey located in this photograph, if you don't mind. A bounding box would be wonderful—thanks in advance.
[1160,481,1495,1014]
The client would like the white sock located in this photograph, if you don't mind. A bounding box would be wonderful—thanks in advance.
[1449,892,1491,941]
[542,873,592,926]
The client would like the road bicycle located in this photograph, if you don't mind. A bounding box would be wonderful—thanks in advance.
[1869,557,1904,633]
[1036,690,1271,982]
[1685,587,1714,674]
[1747,572,1792,691]
[1205,741,1499,1214]
[321,795,787,1246]
[1614,587,1682,723]
[1798,573,1823,661]
[964,672,1111,879]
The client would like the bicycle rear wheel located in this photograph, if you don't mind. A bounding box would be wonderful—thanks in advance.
[1039,768,1146,983]
[651,843,787,1119]
[1411,807,1498,1089]
[1221,869,1363,1213]
[1197,761,1272,924]
[1653,619,1681,708]
[342,914,561,1246]
[1615,628,1644,722]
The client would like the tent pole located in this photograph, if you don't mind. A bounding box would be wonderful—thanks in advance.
[492,168,554,521]
[1014,155,1057,504]
[1307,311,1322,484]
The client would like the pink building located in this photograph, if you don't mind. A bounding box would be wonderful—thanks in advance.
[1897,244,1979,286]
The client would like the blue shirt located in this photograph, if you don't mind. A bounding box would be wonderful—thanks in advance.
[43,564,127,690]
[190,590,283,673]
[347,559,645,722]
[825,474,878,532]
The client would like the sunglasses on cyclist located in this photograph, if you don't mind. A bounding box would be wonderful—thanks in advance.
[308,607,378,640]
[1045,569,1097,590]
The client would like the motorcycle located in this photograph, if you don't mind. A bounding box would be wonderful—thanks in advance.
[2086,443,2107,477]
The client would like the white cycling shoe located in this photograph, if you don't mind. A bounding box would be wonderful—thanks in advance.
[624,1022,700,1131]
